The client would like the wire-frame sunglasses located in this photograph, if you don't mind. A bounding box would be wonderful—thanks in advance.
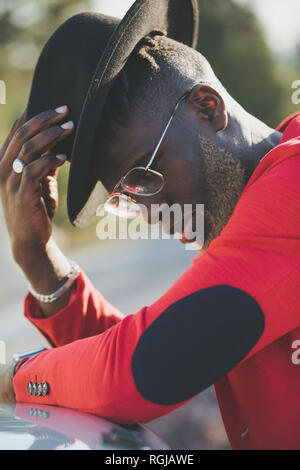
[103,90,191,219]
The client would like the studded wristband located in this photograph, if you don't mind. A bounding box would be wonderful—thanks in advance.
[9,347,48,381]
[11,348,51,397]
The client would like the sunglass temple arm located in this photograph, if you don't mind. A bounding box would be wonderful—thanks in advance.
[145,92,189,170]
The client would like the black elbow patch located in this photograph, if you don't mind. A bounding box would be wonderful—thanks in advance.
[131,285,265,406]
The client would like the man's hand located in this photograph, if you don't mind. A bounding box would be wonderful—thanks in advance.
[0,364,16,403]
[0,107,77,318]
[0,106,73,263]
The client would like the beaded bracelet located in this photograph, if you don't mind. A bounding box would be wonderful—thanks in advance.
[28,260,80,304]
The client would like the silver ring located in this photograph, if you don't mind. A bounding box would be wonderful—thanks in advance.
[12,158,26,174]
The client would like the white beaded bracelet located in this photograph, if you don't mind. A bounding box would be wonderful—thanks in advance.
[28,260,80,303]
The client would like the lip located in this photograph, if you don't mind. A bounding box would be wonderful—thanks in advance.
[161,209,197,237]
[179,210,198,244]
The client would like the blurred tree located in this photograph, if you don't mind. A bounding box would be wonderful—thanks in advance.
[0,0,93,134]
[294,41,300,67]
[197,0,292,127]
[0,0,94,241]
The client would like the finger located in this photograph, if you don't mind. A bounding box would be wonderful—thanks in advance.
[41,176,58,221]
[41,150,60,178]
[1,106,70,175]
[16,120,73,166]
[19,154,67,193]
[7,120,72,187]
[42,175,58,201]
[41,174,58,198]
[49,166,60,178]
[0,108,27,160]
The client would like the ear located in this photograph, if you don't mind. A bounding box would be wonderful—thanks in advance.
[188,84,228,132]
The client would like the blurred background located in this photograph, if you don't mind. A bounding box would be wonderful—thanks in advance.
[0,0,299,450]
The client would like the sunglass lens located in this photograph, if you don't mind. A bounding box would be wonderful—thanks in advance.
[104,194,141,219]
[122,168,164,196]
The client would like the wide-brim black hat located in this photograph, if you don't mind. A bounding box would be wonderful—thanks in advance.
[26,0,199,227]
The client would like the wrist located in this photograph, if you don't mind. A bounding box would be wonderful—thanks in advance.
[28,260,80,303]
[12,238,49,272]
[14,238,72,294]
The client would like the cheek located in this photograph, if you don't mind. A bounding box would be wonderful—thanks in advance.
[162,151,204,203]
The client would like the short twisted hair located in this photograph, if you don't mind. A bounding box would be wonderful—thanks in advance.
[102,32,221,138]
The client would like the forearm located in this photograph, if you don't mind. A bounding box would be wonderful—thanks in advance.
[0,105,76,318]
[14,237,75,318]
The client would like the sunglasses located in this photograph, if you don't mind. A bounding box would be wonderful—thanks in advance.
[103,89,191,219]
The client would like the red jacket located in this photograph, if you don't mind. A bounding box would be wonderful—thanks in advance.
[14,113,300,450]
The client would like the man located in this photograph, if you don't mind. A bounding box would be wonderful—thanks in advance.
[0,2,300,450]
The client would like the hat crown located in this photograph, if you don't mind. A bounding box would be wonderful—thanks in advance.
[27,12,119,158]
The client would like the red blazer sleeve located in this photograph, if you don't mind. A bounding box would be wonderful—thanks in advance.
[14,151,300,425]
[24,270,125,347]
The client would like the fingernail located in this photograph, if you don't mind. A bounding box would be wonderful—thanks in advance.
[61,121,74,130]
[56,154,67,161]
[55,105,68,114]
